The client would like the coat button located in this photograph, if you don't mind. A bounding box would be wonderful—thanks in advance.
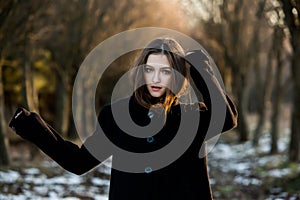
[144,167,152,173]
[147,136,154,143]
[147,111,154,119]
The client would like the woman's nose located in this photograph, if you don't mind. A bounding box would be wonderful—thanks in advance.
[152,71,161,83]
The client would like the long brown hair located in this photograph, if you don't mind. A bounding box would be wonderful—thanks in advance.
[131,38,189,112]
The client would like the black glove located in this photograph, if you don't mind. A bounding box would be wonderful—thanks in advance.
[185,49,214,76]
[9,107,57,143]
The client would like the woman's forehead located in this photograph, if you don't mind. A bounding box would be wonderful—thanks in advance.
[146,54,171,68]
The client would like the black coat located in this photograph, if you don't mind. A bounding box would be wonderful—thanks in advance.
[9,61,238,200]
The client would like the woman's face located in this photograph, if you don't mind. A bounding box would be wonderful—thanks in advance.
[143,54,173,98]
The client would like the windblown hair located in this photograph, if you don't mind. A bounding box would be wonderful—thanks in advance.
[131,38,189,112]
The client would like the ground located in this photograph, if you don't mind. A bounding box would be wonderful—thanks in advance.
[1,131,300,200]
[208,132,300,200]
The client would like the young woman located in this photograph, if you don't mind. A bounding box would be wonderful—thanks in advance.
[9,38,237,200]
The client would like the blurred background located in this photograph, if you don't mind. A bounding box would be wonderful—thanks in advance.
[0,0,300,199]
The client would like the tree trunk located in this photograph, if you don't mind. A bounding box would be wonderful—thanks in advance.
[235,71,249,142]
[252,34,274,147]
[22,56,39,112]
[253,58,273,146]
[54,72,70,138]
[289,43,300,161]
[219,0,250,142]
[280,0,300,162]
[270,27,284,154]
[247,0,269,146]
[0,64,9,166]
[22,52,40,160]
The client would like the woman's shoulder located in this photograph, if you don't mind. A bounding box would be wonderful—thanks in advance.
[99,96,132,113]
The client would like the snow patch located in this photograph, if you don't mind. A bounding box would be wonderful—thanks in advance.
[0,170,20,183]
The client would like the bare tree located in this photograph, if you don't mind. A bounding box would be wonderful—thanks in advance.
[252,0,274,146]
[0,0,17,166]
[198,0,256,141]
[0,61,9,166]
[270,26,285,153]
[281,0,300,161]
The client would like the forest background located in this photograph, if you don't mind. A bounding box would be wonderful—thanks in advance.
[0,0,300,199]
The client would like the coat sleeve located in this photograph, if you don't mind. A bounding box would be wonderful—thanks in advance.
[9,107,100,175]
[185,50,238,138]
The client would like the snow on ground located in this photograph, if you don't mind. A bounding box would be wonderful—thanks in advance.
[1,133,300,199]
[0,160,111,200]
[208,132,300,199]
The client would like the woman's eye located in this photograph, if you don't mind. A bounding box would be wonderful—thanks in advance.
[162,69,171,75]
[144,67,153,73]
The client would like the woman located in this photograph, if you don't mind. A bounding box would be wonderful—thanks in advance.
[9,38,237,199]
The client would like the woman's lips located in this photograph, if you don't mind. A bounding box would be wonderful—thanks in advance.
[151,86,162,91]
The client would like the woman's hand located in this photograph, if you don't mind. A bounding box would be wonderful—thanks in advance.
[185,50,214,76]
[9,107,57,142]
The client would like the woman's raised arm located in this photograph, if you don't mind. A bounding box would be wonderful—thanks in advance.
[9,107,100,175]
[185,50,238,137]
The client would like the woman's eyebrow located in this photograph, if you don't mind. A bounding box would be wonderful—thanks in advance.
[161,67,172,70]
[146,63,171,68]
